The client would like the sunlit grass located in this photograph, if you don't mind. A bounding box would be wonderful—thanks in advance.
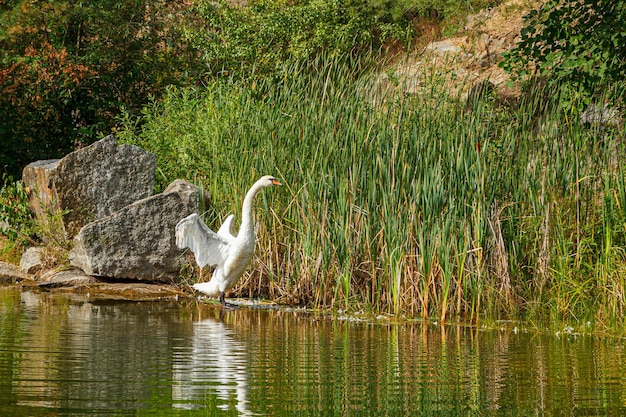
[118,58,626,329]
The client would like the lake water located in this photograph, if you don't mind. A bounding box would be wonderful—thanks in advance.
[1,286,625,416]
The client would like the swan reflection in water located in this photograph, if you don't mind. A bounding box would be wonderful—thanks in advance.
[172,315,252,415]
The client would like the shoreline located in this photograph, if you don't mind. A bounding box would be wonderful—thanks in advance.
[2,260,623,339]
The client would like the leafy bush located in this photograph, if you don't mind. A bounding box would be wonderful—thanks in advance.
[501,0,626,110]
[0,0,203,179]
[0,174,34,246]
[0,173,75,267]
[0,42,96,179]
[185,0,406,81]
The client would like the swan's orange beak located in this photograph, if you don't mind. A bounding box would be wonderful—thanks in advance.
[272,179,282,186]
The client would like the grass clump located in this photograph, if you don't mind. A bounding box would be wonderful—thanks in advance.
[0,175,34,262]
[118,57,625,330]
[0,175,73,269]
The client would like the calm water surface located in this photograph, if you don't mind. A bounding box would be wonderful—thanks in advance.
[1,286,625,416]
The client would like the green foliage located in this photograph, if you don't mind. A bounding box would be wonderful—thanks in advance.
[0,174,33,246]
[1,0,502,179]
[501,0,626,110]
[0,0,202,178]
[0,174,73,267]
[185,0,407,81]
[35,205,73,268]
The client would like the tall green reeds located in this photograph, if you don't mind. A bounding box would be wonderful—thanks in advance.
[118,58,626,329]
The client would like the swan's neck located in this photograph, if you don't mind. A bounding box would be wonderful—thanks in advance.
[239,180,266,236]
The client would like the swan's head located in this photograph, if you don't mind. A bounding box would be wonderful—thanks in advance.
[259,175,282,187]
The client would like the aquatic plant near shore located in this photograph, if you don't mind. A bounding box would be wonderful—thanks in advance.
[118,59,626,328]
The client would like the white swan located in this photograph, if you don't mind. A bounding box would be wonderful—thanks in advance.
[175,175,282,307]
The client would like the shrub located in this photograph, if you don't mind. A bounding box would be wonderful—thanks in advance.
[185,0,406,81]
[0,174,34,246]
[0,0,203,179]
[501,0,626,111]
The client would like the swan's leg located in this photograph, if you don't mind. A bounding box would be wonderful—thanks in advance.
[219,292,239,309]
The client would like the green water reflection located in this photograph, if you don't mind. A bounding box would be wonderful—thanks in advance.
[0,286,625,415]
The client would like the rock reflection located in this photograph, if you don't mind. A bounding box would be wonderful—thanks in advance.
[172,314,252,415]
[2,290,187,413]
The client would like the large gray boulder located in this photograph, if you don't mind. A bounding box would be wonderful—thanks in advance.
[69,180,207,282]
[22,135,157,238]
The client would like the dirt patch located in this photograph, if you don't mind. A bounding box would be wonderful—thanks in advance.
[381,0,544,102]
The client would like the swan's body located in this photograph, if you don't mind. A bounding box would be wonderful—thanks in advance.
[175,175,281,307]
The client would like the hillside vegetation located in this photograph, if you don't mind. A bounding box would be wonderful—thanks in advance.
[2,0,626,330]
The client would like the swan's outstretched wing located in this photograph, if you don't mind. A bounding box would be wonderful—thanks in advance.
[217,214,236,238]
[176,214,233,268]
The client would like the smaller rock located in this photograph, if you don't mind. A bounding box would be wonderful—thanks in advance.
[491,38,506,54]
[425,39,462,54]
[0,261,29,283]
[82,282,186,301]
[38,268,100,288]
[580,103,622,126]
[20,247,45,274]
[465,9,494,31]
[477,51,491,68]
[21,159,60,233]
[477,33,491,51]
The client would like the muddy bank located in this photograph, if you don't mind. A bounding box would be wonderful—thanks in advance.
[0,260,188,301]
